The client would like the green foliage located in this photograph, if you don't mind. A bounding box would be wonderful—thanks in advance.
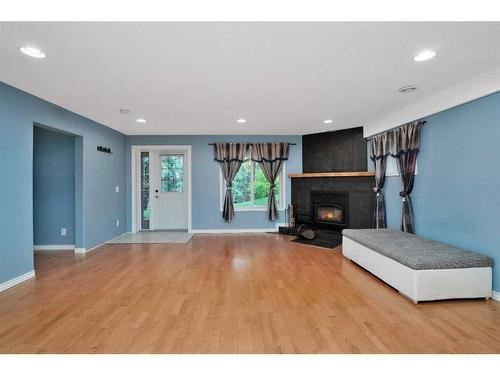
[232,161,251,204]
[254,166,269,200]
[141,153,150,190]
[161,155,184,192]
[141,153,151,220]
[232,161,280,207]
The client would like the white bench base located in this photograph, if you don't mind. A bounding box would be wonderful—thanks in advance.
[342,237,492,303]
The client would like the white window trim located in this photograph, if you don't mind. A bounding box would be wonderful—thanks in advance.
[385,157,418,177]
[219,161,286,212]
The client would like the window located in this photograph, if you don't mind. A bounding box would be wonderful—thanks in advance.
[385,157,418,177]
[160,154,184,192]
[140,152,150,229]
[220,160,285,211]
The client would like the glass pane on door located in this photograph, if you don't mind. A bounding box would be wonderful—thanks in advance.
[160,154,184,192]
[140,152,150,229]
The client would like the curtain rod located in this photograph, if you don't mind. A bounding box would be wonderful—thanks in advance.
[365,120,426,141]
[208,142,296,146]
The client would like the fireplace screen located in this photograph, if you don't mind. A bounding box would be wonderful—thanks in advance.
[315,205,343,223]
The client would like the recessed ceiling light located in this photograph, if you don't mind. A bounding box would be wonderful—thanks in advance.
[136,118,147,123]
[414,50,437,62]
[19,46,47,59]
[119,109,130,114]
[323,119,333,124]
[237,118,247,124]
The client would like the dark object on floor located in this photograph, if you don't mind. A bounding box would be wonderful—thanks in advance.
[296,224,315,240]
[292,229,342,249]
[278,226,296,235]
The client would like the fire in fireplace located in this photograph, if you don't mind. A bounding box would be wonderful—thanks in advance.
[309,191,349,231]
[316,205,343,223]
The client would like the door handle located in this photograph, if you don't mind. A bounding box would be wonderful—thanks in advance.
[155,189,159,199]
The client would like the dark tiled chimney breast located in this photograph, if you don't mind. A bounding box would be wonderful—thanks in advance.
[292,127,374,230]
[302,127,367,173]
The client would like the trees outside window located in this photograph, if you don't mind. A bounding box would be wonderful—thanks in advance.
[229,160,282,209]
[161,154,184,193]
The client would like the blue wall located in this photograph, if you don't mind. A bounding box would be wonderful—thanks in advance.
[0,82,127,285]
[126,135,302,231]
[3,75,498,294]
[33,126,75,245]
[371,92,500,291]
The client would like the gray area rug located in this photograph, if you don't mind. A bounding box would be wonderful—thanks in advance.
[107,231,194,244]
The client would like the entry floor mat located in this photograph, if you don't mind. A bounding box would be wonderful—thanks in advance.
[107,230,194,244]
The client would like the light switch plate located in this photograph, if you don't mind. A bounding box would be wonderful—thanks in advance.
[115,186,120,193]
[116,219,120,227]
[61,228,67,236]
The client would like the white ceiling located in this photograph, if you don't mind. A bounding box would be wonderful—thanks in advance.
[1,22,499,135]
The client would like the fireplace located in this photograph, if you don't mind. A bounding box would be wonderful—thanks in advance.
[291,127,374,231]
[310,191,349,231]
[315,204,344,224]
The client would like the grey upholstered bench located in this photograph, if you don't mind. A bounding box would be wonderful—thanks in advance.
[342,229,493,303]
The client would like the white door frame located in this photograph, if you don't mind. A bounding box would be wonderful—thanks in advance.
[131,145,192,233]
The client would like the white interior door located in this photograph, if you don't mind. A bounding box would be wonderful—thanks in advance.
[151,151,188,230]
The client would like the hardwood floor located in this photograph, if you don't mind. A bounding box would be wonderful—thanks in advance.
[0,233,499,353]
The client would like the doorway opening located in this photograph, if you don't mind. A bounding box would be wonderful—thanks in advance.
[131,145,192,233]
[33,125,83,257]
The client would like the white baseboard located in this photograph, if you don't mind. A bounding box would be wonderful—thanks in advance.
[34,244,75,251]
[76,232,129,254]
[189,223,284,234]
[0,270,36,293]
[190,228,277,234]
[492,290,500,302]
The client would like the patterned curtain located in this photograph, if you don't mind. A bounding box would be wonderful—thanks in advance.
[370,132,390,229]
[391,121,423,233]
[213,143,248,222]
[251,143,290,221]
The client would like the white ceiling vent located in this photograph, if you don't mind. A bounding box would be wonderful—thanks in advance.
[398,85,418,94]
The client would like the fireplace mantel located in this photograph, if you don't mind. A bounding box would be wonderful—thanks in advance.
[288,171,375,178]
